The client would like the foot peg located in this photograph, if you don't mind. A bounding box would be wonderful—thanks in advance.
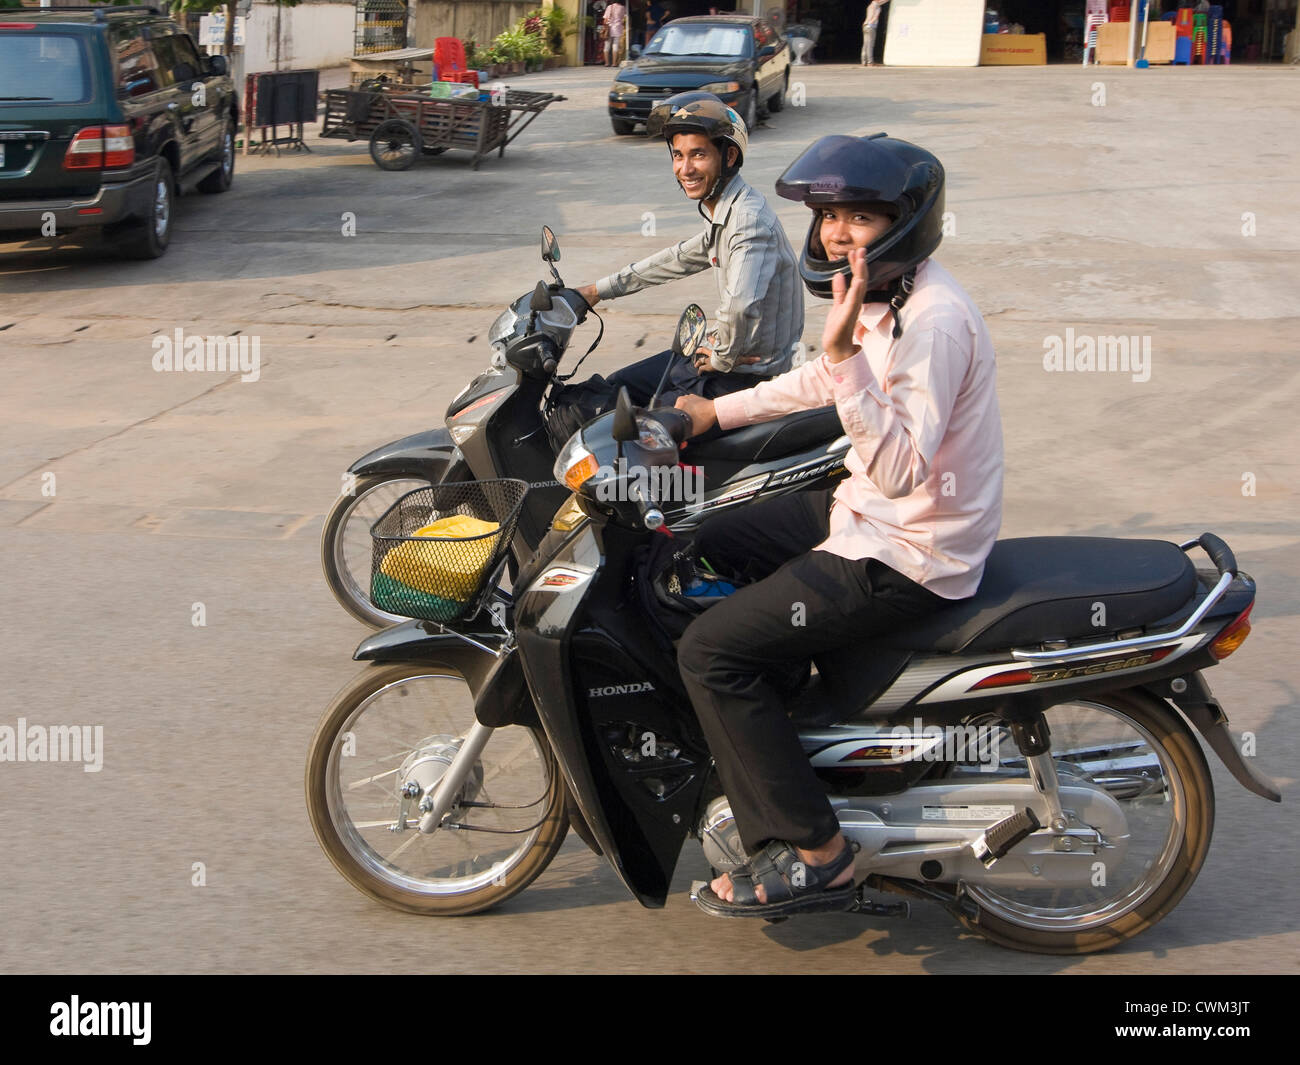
[971,807,1041,867]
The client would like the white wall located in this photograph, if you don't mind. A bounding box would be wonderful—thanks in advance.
[236,0,355,81]
[883,0,985,67]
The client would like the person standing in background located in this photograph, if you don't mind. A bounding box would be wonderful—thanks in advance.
[861,0,889,66]
[603,1,627,66]
[646,1,665,45]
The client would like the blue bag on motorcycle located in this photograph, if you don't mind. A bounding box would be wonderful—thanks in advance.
[633,534,739,643]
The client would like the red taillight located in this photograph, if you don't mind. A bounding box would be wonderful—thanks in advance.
[0,23,38,29]
[1210,603,1253,660]
[63,125,134,171]
[103,125,134,167]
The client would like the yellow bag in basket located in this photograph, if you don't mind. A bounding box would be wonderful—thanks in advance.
[379,515,500,601]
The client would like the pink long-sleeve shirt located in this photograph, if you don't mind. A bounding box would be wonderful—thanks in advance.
[711,258,1003,600]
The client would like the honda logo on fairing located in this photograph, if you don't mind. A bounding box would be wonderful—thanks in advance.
[588,682,656,698]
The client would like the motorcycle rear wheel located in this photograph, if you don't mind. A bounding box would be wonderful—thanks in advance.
[306,662,569,915]
[955,690,1214,954]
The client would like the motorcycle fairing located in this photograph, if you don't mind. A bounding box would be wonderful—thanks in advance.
[515,522,708,907]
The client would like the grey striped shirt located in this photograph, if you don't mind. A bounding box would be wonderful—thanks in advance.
[593,174,804,376]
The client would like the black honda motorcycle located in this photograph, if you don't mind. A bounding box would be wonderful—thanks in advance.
[322,227,850,627]
[305,313,1276,954]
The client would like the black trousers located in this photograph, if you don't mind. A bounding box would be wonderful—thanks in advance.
[606,349,764,408]
[677,487,948,854]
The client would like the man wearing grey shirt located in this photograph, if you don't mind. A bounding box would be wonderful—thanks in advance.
[574,94,804,411]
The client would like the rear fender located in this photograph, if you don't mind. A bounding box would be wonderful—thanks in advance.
[1143,673,1281,802]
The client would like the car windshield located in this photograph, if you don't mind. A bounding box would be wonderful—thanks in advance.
[645,24,752,58]
[0,33,92,104]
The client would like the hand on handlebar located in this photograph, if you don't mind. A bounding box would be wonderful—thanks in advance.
[577,284,601,308]
[674,394,717,438]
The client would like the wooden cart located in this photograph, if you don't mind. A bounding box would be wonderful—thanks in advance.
[320,85,565,171]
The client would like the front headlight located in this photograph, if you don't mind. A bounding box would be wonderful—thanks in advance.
[610,81,640,94]
[700,81,741,94]
[554,435,600,492]
[488,308,518,345]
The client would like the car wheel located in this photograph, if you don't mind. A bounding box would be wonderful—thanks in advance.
[768,73,788,113]
[744,87,758,131]
[198,116,235,193]
[115,157,174,260]
[611,117,635,136]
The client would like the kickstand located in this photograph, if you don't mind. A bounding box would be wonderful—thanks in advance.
[847,886,911,919]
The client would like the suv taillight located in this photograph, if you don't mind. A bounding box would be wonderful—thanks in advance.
[63,125,134,170]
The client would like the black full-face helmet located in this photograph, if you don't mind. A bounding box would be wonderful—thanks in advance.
[647,92,748,200]
[776,133,945,300]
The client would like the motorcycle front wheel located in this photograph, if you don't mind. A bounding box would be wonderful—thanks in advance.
[953,690,1214,954]
[322,472,441,628]
[305,663,569,915]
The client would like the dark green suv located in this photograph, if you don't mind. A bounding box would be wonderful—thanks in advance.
[0,5,238,258]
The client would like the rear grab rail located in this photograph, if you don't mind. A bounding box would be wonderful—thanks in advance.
[1009,533,1239,664]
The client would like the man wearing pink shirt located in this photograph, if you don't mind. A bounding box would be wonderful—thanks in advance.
[678,134,1003,918]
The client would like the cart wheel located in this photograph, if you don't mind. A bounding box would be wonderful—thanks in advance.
[369,119,421,171]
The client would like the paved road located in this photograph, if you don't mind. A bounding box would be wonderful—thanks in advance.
[1,65,1297,974]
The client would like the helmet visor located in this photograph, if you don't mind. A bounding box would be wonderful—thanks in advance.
[776,134,915,205]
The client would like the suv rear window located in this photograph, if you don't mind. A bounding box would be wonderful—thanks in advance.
[0,33,92,105]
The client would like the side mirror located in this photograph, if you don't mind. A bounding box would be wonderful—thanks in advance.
[611,386,638,444]
[671,304,708,361]
[541,225,560,263]
[205,54,228,77]
[758,45,776,58]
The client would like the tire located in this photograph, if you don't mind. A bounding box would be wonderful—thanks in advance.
[369,119,420,171]
[955,691,1215,954]
[611,117,636,136]
[321,471,443,629]
[115,157,173,260]
[768,73,788,113]
[198,116,235,193]
[743,88,758,132]
[305,662,569,915]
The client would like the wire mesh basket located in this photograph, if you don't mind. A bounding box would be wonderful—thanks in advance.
[370,479,528,623]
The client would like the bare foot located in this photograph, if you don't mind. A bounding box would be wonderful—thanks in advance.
[710,835,855,904]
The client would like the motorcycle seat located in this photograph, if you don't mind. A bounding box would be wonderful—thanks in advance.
[882,537,1199,654]
[685,405,844,464]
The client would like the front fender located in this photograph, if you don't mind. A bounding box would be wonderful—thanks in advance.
[354,619,504,694]
[353,620,540,730]
[349,428,461,480]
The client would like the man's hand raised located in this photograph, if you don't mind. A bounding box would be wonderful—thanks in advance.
[822,246,869,363]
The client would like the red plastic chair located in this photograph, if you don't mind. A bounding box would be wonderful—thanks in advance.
[434,38,479,88]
